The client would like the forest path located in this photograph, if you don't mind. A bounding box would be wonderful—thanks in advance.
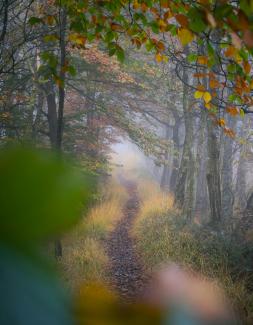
[105,179,148,302]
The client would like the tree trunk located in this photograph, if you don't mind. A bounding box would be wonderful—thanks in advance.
[174,62,197,221]
[235,120,247,211]
[195,109,208,222]
[221,117,235,222]
[169,111,181,191]
[160,124,172,191]
[56,6,67,150]
[46,82,58,147]
[206,116,222,228]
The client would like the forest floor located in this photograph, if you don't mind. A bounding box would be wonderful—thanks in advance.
[105,178,149,302]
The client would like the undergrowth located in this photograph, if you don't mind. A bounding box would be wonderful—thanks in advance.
[133,179,253,323]
[59,177,127,290]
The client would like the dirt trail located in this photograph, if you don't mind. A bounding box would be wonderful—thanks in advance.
[106,179,148,302]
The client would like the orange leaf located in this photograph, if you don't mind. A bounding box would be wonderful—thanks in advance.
[45,15,55,26]
[197,56,208,65]
[224,127,235,138]
[110,23,124,32]
[243,30,253,48]
[243,61,251,74]
[160,0,170,8]
[150,7,159,16]
[164,10,172,20]
[209,79,220,89]
[224,45,236,57]
[141,3,148,12]
[193,73,206,78]
[197,84,205,91]
[156,41,165,52]
[175,14,189,27]
[238,10,249,31]
[217,118,226,127]
[226,106,239,116]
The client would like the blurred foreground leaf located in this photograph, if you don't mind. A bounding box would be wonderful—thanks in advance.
[0,146,94,248]
[0,245,73,325]
[74,282,162,325]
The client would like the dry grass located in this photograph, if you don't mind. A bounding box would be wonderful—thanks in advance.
[133,179,174,237]
[59,177,127,291]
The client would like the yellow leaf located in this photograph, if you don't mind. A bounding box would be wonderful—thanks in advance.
[235,54,243,64]
[205,103,211,109]
[155,53,163,62]
[203,91,212,103]
[158,19,167,31]
[177,28,194,46]
[133,0,140,10]
[163,56,169,63]
[194,90,204,99]
[68,33,86,46]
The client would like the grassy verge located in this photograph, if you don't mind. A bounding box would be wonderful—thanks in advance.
[133,179,253,322]
[59,177,128,290]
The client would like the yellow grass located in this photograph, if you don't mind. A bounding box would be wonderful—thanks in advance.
[133,179,174,236]
[59,177,127,290]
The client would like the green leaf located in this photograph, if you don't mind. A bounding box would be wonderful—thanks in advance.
[145,39,154,52]
[43,34,59,42]
[116,46,125,62]
[149,21,159,34]
[207,43,215,56]
[67,65,77,76]
[28,17,43,25]
[214,3,233,19]
[187,53,197,63]
[188,9,207,33]
[168,24,177,36]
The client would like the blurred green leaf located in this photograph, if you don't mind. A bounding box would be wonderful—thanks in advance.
[0,146,94,247]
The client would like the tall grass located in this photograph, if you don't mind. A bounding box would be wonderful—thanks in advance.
[133,179,253,322]
[59,177,128,290]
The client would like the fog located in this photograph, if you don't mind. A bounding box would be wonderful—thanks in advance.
[110,138,161,182]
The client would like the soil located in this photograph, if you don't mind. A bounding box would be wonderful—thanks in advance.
[105,179,148,302]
